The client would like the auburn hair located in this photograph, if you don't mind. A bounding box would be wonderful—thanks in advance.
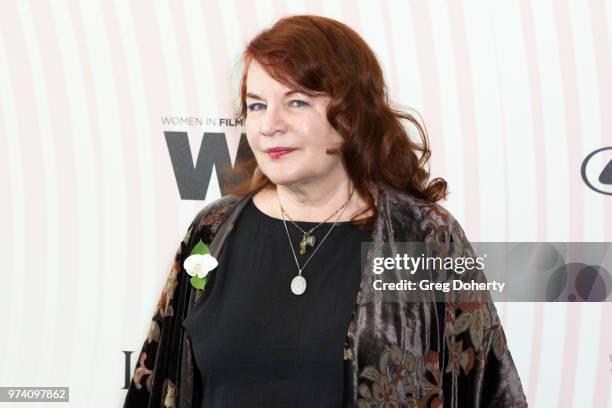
[222,14,448,230]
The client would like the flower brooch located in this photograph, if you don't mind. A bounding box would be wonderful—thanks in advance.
[183,239,218,290]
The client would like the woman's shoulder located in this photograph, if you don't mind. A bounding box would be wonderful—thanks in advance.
[381,183,459,228]
[380,183,471,248]
[381,184,472,254]
[192,194,244,233]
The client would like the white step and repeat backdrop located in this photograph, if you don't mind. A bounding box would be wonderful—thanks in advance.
[1,1,611,407]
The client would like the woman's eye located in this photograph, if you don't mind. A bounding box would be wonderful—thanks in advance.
[247,100,308,112]
[291,99,308,108]
[247,103,265,112]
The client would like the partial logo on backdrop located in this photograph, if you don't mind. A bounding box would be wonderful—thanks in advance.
[122,351,133,389]
[161,116,242,127]
[582,146,612,195]
[164,131,253,200]
[162,115,248,200]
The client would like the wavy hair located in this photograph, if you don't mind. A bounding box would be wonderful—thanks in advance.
[222,14,448,230]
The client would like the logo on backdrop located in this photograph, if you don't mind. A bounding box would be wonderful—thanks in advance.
[121,351,133,389]
[581,146,612,195]
[165,131,253,200]
[162,114,249,200]
[161,116,242,127]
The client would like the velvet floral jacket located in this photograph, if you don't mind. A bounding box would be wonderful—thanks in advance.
[123,182,528,407]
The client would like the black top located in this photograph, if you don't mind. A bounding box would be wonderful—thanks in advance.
[182,197,372,408]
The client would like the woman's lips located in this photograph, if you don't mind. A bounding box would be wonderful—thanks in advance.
[267,148,296,159]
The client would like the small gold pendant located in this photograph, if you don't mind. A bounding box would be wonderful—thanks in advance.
[299,233,316,255]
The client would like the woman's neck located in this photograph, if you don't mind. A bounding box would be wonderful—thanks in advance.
[253,179,374,223]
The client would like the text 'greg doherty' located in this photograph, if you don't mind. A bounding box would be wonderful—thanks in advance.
[372,253,486,275]
[373,279,506,293]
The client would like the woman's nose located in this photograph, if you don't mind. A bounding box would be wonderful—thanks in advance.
[258,105,287,136]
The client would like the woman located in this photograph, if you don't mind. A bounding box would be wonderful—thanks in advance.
[124,15,527,408]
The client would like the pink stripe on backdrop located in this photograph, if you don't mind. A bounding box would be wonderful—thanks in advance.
[104,2,148,368]
[23,1,79,387]
[197,2,233,118]
[590,0,612,404]
[236,2,259,52]
[172,5,200,123]
[553,0,587,274]
[518,0,549,403]
[305,0,324,17]
[95,1,151,404]
[0,2,45,382]
[272,0,285,18]
[67,3,107,405]
[445,3,482,240]
[130,3,179,314]
[380,3,400,97]
[555,0,587,406]
[63,3,109,403]
[408,2,447,209]
[518,1,549,242]
[494,9,512,349]
[0,34,11,381]
[339,1,361,43]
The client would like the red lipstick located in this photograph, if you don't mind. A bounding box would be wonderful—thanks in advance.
[266,147,296,159]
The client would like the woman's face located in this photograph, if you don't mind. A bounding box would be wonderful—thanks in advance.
[244,61,344,188]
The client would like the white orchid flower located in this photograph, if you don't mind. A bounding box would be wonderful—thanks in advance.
[183,253,218,279]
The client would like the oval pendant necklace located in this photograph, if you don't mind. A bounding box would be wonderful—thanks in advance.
[290,274,307,296]
[278,185,354,295]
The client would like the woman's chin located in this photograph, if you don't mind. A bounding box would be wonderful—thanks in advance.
[263,171,305,187]
[267,176,300,186]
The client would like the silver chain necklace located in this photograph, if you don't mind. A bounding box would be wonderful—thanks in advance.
[278,186,353,295]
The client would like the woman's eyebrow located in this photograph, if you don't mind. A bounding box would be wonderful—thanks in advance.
[246,90,302,100]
